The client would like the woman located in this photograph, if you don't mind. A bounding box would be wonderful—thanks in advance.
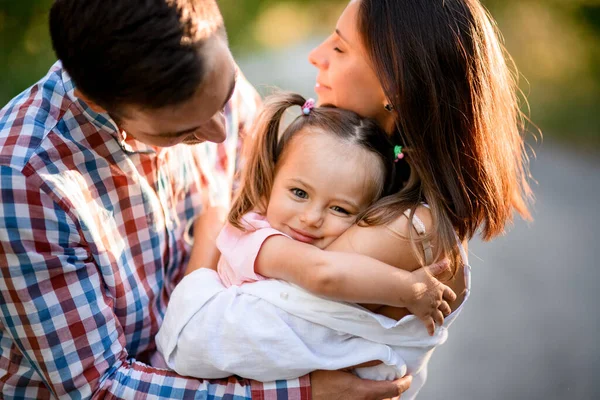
[158,0,532,398]
[308,0,531,277]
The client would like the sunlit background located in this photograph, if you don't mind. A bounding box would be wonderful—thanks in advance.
[1,1,599,399]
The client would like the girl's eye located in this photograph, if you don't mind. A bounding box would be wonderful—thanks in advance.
[331,206,350,215]
[291,188,308,199]
[333,47,343,53]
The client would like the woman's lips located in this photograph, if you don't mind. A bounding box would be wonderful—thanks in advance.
[288,227,319,244]
[315,82,331,92]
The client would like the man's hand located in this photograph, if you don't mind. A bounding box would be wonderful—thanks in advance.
[311,370,412,400]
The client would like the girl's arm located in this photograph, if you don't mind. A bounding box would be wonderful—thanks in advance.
[255,230,456,335]
[328,206,468,319]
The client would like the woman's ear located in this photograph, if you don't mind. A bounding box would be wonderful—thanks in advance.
[381,98,398,134]
[74,88,107,114]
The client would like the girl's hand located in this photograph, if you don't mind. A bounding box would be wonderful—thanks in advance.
[403,260,457,335]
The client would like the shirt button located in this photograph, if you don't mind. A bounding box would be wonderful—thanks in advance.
[280,292,289,300]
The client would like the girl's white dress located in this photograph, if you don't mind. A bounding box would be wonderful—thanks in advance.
[155,213,470,400]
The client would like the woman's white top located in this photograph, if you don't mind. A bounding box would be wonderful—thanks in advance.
[156,213,471,400]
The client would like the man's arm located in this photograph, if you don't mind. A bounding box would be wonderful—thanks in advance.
[0,165,309,399]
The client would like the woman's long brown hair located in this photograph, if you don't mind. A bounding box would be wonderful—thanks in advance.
[357,0,534,265]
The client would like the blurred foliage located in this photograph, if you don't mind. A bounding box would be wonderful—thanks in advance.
[0,0,598,147]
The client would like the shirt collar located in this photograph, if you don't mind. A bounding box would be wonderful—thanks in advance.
[59,61,159,155]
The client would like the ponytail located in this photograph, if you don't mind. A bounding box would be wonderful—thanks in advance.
[229,93,306,229]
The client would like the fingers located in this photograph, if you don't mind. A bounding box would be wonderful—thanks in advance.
[439,300,452,316]
[394,375,413,395]
[424,317,435,336]
[443,285,457,302]
[434,308,445,327]
[425,259,450,277]
[360,378,403,400]
[424,303,449,336]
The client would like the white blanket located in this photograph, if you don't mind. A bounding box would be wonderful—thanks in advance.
[156,269,469,399]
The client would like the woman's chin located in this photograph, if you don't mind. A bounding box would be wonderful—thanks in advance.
[315,95,333,107]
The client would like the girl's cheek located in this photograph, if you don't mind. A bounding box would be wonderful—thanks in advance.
[329,219,350,237]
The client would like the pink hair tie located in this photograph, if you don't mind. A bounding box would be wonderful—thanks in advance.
[302,98,316,115]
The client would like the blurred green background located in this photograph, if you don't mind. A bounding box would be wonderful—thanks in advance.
[1,0,599,147]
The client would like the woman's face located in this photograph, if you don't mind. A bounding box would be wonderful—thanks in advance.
[308,0,393,131]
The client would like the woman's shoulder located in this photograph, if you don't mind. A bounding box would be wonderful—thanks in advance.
[329,205,435,272]
[385,204,434,240]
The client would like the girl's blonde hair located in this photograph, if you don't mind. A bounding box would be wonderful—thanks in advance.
[357,0,534,267]
[229,92,399,230]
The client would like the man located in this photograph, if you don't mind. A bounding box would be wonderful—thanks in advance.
[0,0,411,398]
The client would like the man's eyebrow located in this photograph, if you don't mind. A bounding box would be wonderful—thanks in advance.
[222,70,237,109]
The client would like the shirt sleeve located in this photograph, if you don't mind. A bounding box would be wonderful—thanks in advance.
[216,221,286,287]
[0,165,309,400]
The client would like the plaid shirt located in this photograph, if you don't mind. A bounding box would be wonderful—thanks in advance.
[0,62,311,399]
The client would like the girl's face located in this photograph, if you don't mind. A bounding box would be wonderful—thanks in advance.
[308,0,394,132]
[266,129,382,249]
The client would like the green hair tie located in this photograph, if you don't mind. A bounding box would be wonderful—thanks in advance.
[394,145,404,162]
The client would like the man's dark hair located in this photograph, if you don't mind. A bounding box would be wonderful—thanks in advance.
[50,0,226,113]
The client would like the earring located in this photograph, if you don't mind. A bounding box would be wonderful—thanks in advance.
[384,104,394,112]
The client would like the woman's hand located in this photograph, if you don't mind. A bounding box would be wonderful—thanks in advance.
[402,260,457,335]
[311,370,412,400]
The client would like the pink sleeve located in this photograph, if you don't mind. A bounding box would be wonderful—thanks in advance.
[216,221,286,287]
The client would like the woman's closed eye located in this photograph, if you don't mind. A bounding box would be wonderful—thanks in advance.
[333,46,343,54]
[291,188,308,199]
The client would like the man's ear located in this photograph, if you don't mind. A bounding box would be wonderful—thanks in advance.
[74,88,107,114]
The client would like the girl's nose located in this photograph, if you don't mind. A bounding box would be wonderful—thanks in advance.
[308,42,328,70]
[300,208,324,228]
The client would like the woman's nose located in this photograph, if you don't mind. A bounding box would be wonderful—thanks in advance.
[308,42,328,70]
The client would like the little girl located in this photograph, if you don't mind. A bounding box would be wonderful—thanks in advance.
[156,92,459,383]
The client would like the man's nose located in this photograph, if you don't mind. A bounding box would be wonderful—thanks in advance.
[196,111,227,143]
